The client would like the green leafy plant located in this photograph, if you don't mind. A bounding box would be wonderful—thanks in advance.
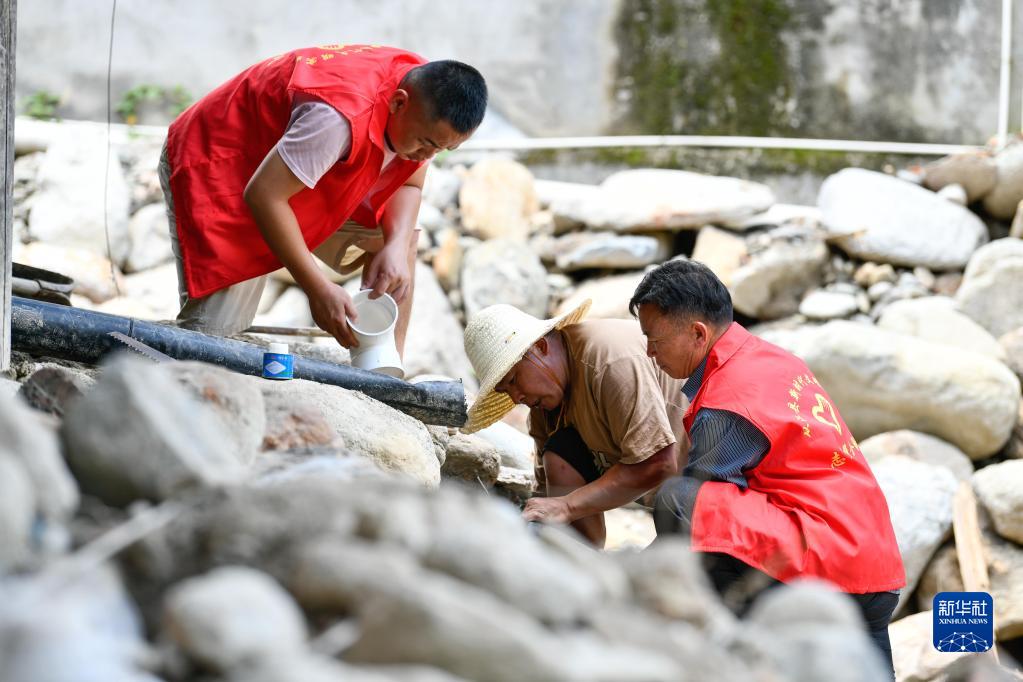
[24,90,61,120]
[116,83,193,125]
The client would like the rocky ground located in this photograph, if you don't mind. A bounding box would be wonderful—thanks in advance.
[3,118,1023,681]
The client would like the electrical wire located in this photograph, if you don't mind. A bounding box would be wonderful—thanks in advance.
[103,0,121,296]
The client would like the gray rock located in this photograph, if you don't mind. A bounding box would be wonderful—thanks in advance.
[798,289,860,320]
[534,179,603,232]
[956,238,1023,338]
[936,182,968,205]
[425,425,452,467]
[622,538,733,632]
[0,389,79,525]
[923,151,997,202]
[125,202,172,273]
[441,432,501,486]
[461,239,549,321]
[548,232,672,271]
[0,376,19,400]
[873,456,958,612]
[253,454,388,487]
[745,582,889,682]
[859,430,974,482]
[878,296,1005,360]
[422,166,461,211]
[890,611,972,682]
[163,566,307,672]
[258,379,439,487]
[17,365,95,417]
[731,226,829,319]
[763,321,1021,459]
[819,168,988,270]
[60,355,246,506]
[474,420,534,470]
[973,461,1023,545]
[601,169,775,232]
[167,363,266,465]
[420,491,605,625]
[495,467,536,499]
[0,563,157,682]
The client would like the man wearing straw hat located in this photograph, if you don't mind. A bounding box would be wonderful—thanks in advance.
[629,259,904,674]
[462,299,688,547]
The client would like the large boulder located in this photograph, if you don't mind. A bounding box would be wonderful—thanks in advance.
[761,321,1021,459]
[972,460,1023,544]
[955,238,1023,338]
[877,296,1005,360]
[1001,327,1023,383]
[458,158,538,242]
[258,379,439,487]
[537,171,774,233]
[889,611,973,682]
[461,239,549,320]
[818,168,988,270]
[859,430,973,483]
[162,566,308,673]
[690,226,748,286]
[730,226,828,319]
[60,355,247,506]
[872,456,958,612]
[537,231,672,271]
[922,151,997,203]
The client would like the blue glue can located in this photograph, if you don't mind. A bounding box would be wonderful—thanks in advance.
[262,342,294,380]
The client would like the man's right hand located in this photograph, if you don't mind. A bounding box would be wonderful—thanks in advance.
[308,281,359,349]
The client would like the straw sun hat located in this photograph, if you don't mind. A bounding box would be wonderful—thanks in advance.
[462,299,592,434]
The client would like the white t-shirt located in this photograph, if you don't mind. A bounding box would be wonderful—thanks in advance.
[276,94,396,188]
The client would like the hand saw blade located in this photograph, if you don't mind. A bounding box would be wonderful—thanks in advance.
[107,332,176,363]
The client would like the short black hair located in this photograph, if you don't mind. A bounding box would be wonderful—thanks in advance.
[628,259,733,327]
[403,60,487,133]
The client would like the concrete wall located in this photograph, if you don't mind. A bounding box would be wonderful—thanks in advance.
[14,0,1023,143]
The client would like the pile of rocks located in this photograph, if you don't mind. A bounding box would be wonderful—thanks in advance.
[7,118,1023,680]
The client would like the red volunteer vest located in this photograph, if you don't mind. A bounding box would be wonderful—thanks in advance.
[686,323,905,593]
[167,45,426,298]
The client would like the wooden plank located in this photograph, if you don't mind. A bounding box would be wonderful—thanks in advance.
[952,480,1000,663]
[0,0,14,372]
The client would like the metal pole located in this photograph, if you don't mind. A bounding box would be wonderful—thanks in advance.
[453,135,980,156]
[998,0,1012,145]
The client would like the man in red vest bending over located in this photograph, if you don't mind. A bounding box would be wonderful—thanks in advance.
[630,259,905,677]
[158,45,486,351]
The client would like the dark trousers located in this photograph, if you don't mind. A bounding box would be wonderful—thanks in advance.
[703,552,897,679]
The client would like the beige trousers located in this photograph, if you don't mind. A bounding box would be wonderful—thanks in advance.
[158,144,386,336]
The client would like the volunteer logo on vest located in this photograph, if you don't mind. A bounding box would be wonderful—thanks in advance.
[933,592,994,652]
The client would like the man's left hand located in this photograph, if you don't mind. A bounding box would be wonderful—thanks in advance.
[363,240,411,304]
[522,496,574,525]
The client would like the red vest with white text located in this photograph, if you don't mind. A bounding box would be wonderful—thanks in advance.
[686,324,905,593]
[166,45,425,298]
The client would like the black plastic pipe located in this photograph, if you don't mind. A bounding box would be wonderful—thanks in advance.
[11,297,467,427]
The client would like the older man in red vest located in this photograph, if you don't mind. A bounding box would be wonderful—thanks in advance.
[158,45,486,350]
[630,259,905,678]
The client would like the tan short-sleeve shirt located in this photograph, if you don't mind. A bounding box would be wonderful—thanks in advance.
[528,319,687,470]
